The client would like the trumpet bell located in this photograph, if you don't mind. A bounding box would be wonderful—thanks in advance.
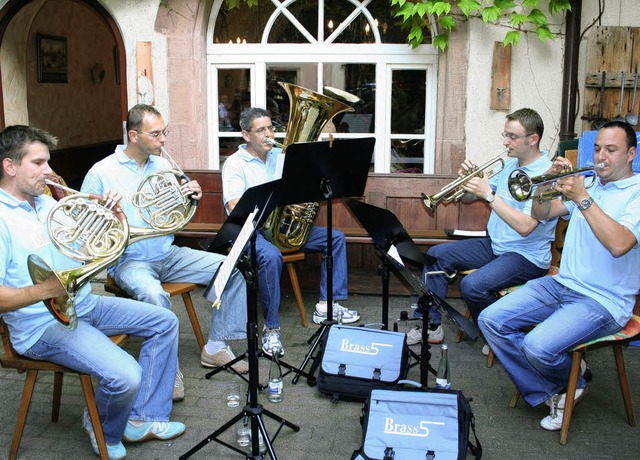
[27,254,79,330]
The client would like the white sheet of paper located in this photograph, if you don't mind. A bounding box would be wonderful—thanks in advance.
[387,244,404,266]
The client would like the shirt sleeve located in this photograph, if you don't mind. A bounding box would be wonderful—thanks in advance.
[80,167,104,196]
[221,156,248,211]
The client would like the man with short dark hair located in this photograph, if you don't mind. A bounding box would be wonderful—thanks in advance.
[479,120,640,431]
[0,125,185,459]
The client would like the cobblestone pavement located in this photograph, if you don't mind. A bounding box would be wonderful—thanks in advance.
[1,283,639,459]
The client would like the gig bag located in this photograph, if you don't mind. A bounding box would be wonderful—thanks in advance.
[313,325,409,402]
[351,385,482,460]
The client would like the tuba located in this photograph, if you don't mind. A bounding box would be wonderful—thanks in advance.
[261,82,356,252]
[28,183,130,330]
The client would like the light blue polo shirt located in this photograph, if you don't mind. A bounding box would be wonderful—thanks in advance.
[222,144,282,214]
[0,189,96,353]
[81,145,175,270]
[556,174,640,326]
[488,153,558,268]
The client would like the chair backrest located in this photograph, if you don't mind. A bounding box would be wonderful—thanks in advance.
[0,318,18,360]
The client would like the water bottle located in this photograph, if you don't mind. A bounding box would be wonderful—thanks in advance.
[435,344,451,389]
[236,416,250,447]
[268,349,283,402]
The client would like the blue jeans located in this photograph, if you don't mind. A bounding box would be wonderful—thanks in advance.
[256,226,348,329]
[422,238,547,324]
[113,245,247,342]
[23,295,179,444]
[478,276,621,407]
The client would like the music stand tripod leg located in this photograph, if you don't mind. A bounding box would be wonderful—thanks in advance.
[181,234,299,459]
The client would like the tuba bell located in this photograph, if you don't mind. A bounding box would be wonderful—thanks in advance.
[28,183,130,329]
[261,82,357,252]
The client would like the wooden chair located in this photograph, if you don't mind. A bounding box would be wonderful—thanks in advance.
[454,219,569,367]
[282,250,308,327]
[104,277,205,351]
[0,318,128,460]
[510,296,640,445]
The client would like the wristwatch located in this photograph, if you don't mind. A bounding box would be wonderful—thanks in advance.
[485,190,496,204]
[577,196,594,211]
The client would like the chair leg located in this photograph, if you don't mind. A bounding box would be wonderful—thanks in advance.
[10,369,38,460]
[52,371,63,422]
[509,388,521,408]
[486,348,495,368]
[612,344,636,426]
[286,261,308,327]
[454,308,471,343]
[560,350,583,445]
[80,374,109,460]
[182,291,205,350]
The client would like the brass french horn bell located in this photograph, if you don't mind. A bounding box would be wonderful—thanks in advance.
[29,183,130,329]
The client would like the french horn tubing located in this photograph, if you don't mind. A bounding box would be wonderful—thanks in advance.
[28,180,130,330]
[421,149,508,212]
[507,163,605,202]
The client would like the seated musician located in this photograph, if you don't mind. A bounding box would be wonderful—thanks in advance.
[411,108,558,347]
[479,120,640,430]
[221,107,359,356]
[81,104,250,401]
[0,125,185,459]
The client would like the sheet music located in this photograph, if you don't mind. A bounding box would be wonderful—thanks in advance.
[209,207,258,309]
[387,244,403,265]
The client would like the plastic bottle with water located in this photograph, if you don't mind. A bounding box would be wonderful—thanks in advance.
[435,344,451,389]
[268,349,283,403]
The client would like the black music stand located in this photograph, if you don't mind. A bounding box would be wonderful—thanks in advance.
[181,182,299,460]
[278,138,375,385]
[343,198,478,386]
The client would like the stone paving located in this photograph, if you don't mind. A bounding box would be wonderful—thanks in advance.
[1,282,639,459]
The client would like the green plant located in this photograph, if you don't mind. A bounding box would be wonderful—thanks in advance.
[392,0,571,50]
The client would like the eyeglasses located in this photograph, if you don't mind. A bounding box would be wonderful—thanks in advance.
[249,126,276,135]
[501,132,534,141]
[136,128,170,139]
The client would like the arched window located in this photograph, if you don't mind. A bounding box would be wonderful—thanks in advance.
[207,0,437,174]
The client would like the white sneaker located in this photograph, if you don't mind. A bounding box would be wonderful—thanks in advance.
[540,387,587,431]
[406,326,422,346]
[481,344,490,356]
[313,302,360,324]
[403,325,444,345]
[262,327,284,356]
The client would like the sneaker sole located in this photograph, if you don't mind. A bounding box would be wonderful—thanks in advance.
[312,314,360,324]
[123,430,185,443]
[262,347,285,357]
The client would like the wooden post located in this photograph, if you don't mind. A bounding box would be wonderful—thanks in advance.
[490,42,511,111]
[136,41,154,105]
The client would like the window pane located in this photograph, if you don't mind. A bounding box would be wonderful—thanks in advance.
[218,69,251,131]
[391,139,424,173]
[268,2,318,44]
[219,137,245,168]
[391,70,426,134]
[213,2,274,44]
[323,63,375,133]
[266,64,318,132]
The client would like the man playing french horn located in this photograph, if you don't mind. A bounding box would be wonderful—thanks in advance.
[0,125,185,459]
[81,105,250,400]
[411,108,558,348]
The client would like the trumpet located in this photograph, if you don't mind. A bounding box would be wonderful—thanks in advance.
[508,163,605,202]
[421,149,508,211]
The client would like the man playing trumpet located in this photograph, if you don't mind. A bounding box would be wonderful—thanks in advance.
[0,125,185,459]
[411,108,558,347]
[479,120,640,431]
[81,105,250,401]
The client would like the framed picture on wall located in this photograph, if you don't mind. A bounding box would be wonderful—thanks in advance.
[37,34,68,83]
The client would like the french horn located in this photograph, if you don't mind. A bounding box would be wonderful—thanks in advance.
[261,82,357,252]
[30,148,197,330]
[29,182,129,330]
